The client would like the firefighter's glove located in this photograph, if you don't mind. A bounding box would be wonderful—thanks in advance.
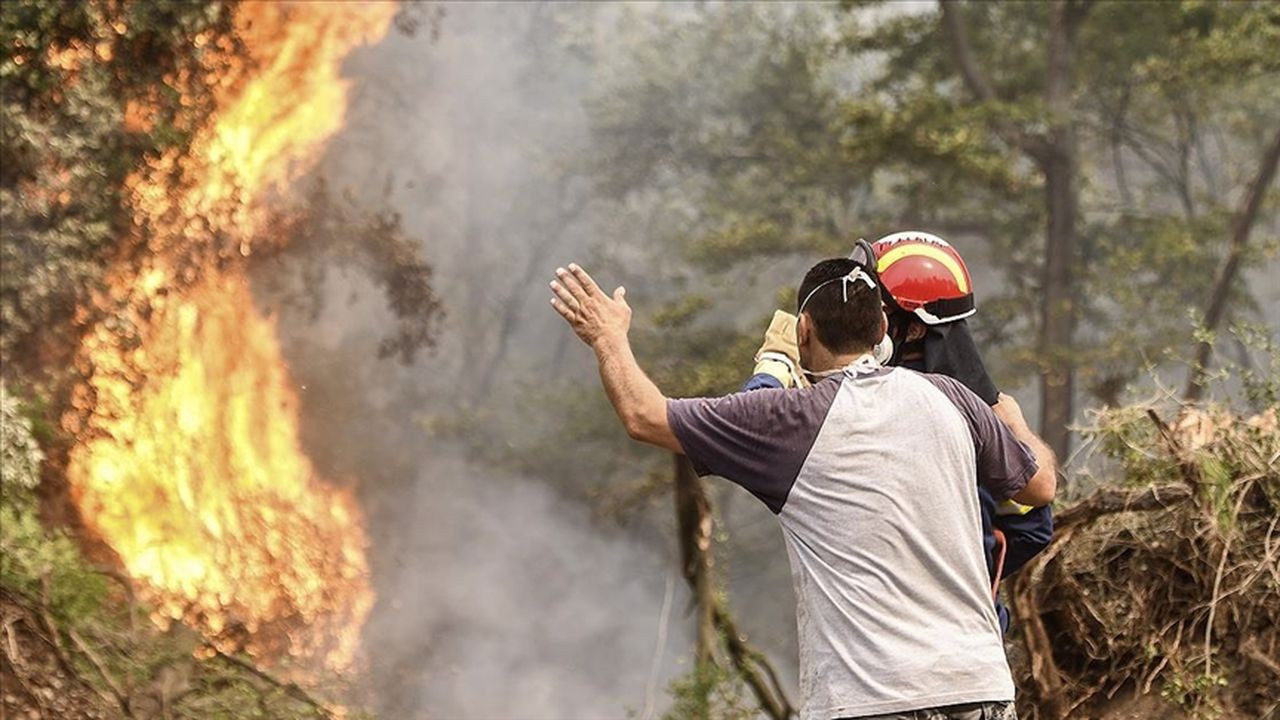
[753,310,808,389]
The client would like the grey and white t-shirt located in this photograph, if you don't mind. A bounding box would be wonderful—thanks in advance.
[667,361,1037,719]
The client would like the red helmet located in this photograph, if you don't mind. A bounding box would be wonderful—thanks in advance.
[870,231,976,325]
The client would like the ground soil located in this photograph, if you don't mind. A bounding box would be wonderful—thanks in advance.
[0,590,116,720]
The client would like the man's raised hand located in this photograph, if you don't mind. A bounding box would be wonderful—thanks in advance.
[549,264,632,349]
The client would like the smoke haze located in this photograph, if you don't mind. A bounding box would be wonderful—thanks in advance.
[258,5,697,718]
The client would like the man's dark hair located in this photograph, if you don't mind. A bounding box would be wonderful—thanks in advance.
[797,258,883,354]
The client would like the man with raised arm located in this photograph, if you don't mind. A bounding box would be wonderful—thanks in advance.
[549,258,1055,720]
[747,232,1055,633]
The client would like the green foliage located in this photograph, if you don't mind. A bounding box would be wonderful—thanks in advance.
[1160,669,1229,720]
[585,4,859,264]
[1231,324,1280,410]
[661,662,757,720]
[0,0,239,371]
[0,502,108,621]
[1088,400,1277,494]
[1,384,107,620]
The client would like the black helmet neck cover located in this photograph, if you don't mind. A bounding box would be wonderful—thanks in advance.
[891,316,999,406]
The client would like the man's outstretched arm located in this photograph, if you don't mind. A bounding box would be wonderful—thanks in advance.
[549,264,682,453]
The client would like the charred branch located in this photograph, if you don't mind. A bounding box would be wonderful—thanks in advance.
[1144,411,1205,500]
[67,629,133,717]
[1053,482,1194,535]
[674,454,718,670]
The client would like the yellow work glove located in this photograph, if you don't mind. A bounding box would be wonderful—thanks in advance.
[753,310,808,389]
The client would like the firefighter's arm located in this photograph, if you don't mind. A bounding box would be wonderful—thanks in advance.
[994,393,1057,507]
[993,502,1054,575]
[550,264,681,453]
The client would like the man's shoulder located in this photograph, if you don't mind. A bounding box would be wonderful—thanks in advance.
[733,372,845,401]
[733,373,844,420]
[670,373,843,424]
[897,368,987,410]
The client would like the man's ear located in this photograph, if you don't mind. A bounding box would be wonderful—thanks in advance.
[879,311,888,340]
[796,312,811,348]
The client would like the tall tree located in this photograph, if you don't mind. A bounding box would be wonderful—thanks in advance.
[940,0,1090,460]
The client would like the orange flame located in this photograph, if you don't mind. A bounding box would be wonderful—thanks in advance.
[66,2,398,672]
[129,2,398,250]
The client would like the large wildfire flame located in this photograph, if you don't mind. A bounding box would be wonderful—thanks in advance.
[66,2,397,672]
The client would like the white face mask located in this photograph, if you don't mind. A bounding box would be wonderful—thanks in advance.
[873,333,894,364]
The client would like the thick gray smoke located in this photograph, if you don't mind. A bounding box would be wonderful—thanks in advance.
[260,4,698,718]
[363,453,683,718]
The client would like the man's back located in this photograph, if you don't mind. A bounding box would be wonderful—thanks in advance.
[783,367,1017,717]
[668,363,1035,719]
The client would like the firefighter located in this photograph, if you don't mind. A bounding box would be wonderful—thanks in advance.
[746,232,1053,631]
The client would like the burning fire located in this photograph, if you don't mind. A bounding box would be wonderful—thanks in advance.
[65,2,398,672]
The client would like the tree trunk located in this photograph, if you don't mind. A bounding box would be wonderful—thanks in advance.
[942,0,1087,460]
[1038,152,1077,463]
[1036,0,1084,463]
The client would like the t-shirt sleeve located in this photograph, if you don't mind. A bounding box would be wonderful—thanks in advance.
[922,374,1038,501]
[666,379,842,513]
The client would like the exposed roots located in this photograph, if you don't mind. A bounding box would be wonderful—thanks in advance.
[1011,405,1279,719]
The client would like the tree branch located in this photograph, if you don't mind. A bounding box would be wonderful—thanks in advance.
[1144,410,1205,500]
[210,650,335,719]
[714,605,793,720]
[1184,124,1280,401]
[1053,481,1194,534]
[33,578,129,715]
[939,1,1051,165]
[69,628,134,717]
